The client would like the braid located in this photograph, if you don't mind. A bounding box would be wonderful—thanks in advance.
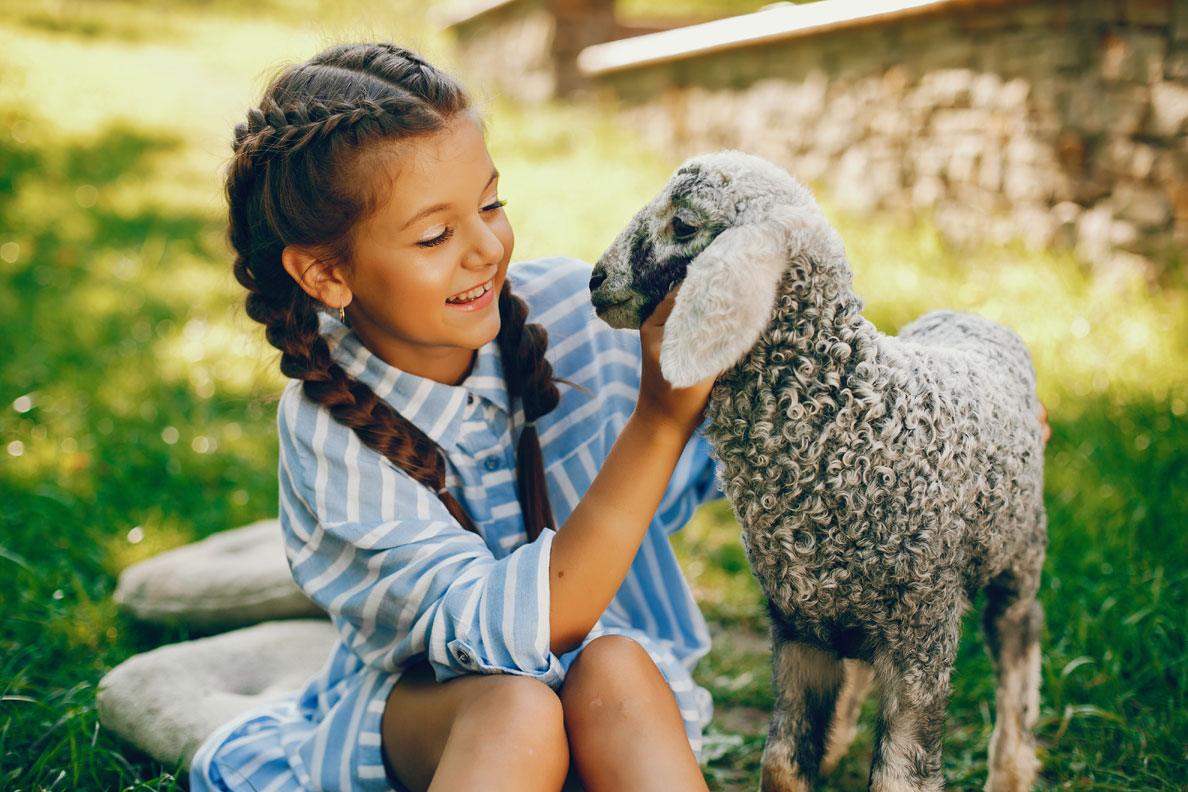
[231,95,441,164]
[228,43,479,534]
[297,327,480,534]
[497,283,561,541]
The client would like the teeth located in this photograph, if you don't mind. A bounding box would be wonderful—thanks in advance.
[447,281,491,303]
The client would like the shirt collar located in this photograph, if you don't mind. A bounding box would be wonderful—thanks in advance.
[319,314,510,450]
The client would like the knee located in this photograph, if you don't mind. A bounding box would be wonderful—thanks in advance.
[560,635,666,724]
[464,675,566,743]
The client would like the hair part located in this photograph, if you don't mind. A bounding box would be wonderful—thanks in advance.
[228,42,558,540]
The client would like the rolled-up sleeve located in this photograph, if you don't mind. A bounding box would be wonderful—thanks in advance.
[277,382,565,687]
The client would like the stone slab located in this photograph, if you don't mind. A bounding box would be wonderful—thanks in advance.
[96,619,340,769]
[113,520,324,629]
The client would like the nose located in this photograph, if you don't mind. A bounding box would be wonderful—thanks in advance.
[464,216,506,269]
[589,269,607,293]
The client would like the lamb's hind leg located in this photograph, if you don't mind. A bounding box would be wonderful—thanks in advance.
[761,640,845,792]
[820,659,875,775]
[982,573,1043,792]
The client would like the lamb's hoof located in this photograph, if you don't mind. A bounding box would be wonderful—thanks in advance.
[760,745,813,792]
[985,751,1040,792]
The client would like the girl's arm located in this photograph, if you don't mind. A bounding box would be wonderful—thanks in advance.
[549,290,716,653]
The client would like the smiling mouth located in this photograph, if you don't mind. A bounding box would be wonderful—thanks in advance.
[446,279,493,304]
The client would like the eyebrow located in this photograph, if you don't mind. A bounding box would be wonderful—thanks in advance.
[400,170,499,231]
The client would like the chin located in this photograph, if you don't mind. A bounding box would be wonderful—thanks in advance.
[593,294,648,330]
[474,310,503,347]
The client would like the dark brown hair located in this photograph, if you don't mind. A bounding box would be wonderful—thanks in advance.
[228,43,558,539]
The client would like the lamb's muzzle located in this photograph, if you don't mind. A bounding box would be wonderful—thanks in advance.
[592,150,1046,792]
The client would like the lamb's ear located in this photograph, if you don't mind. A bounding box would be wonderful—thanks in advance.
[659,206,807,387]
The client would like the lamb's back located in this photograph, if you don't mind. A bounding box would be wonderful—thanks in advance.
[896,310,1037,405]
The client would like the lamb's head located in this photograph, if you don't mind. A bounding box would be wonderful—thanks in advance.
[590,150,830,387]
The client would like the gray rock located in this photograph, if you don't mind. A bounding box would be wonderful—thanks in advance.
[1149,82,1188,136]
[1076,203,1115,264]
[113,520,324,629]
[96,619,339,769]
[1113,184,1173,229]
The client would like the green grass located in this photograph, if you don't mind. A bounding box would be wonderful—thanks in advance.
[2,1,1186,790]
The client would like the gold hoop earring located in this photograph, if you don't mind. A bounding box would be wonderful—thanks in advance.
[339,306,346,324]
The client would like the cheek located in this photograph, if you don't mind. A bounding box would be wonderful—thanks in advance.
[637,249,695,306]
[365,257,449,312]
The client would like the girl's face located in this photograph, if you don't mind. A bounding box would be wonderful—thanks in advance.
[342,115,513,385]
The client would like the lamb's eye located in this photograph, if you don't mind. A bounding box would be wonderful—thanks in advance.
[671,216,699,242]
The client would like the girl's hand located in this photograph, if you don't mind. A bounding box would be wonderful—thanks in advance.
[635,288,717,437]
[1037,400,1051,444]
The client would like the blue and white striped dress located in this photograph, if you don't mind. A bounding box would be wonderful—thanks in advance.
[190,257,722,792]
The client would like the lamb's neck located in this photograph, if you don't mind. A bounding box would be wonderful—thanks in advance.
[727,274,879,400]
[703,276,885,534]
[704,269,885,453]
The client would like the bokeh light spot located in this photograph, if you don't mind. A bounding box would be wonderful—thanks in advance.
[74,184,98,208]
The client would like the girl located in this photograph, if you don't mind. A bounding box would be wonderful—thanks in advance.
[190,42,721,792]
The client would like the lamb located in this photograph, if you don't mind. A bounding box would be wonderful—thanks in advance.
[589,151,1046,792]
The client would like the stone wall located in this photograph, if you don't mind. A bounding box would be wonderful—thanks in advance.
[585,0,1188,276]
[448,0,559,102]
[449,0,617,101]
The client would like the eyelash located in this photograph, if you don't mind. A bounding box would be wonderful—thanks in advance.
[417,199,508,248]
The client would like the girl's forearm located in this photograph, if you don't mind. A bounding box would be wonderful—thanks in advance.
[548,411,694,654]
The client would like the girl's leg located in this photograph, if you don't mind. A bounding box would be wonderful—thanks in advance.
[560,635,709,792]
[382,662,570,792]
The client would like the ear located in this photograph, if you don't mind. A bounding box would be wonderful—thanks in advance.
[659,206,813,387]
[281,245,353,310]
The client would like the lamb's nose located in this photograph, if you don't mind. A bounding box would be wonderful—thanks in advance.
[589,270,607,292]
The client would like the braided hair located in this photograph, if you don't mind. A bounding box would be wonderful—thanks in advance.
[229,43,559,539]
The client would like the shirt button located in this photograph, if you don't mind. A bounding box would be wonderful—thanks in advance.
[466,393,474,405]
[456,649,471,664]
[484,457,500,471]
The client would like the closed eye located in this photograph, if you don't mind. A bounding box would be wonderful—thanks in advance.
[417,227,454,248]
[672,216,699,241]
[418,200,505,248]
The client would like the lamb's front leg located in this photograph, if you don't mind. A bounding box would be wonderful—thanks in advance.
[761,639,845,792]
[868,631,958,792]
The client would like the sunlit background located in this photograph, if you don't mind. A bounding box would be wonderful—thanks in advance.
[1,0,1184,789]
